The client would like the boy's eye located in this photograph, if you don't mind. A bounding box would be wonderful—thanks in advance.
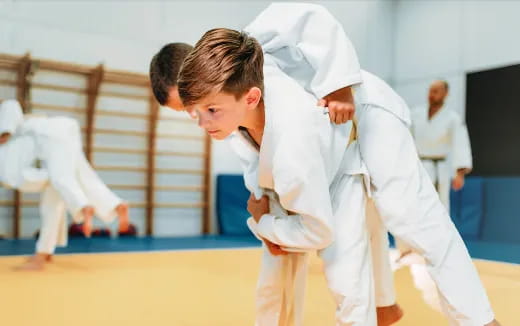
[208,108,217,113]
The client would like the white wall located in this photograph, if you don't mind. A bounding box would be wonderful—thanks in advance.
[0,1,394,237]
[393,0,520,117]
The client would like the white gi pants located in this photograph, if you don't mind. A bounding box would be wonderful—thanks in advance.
[255,165,377,325]
[358,104,494,326]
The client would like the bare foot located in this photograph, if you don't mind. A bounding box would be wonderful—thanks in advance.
[377,304,404,326]
[15,253,50,271]
[485,320,501,326]
[82,206,95,237]
[25,254,53,263]
[116,203,130,233]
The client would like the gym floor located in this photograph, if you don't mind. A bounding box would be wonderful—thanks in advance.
[0,237,518,326]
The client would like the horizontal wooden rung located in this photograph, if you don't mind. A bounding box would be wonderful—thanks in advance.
[91,128,148,137]
[154,202,206,208]
[108,184,147,190]
[31,102,84,114]
[31,82,86,94]
[0,79,16,86]
[155,151,206,157]
[154,185,205,192]
[91,147,206,158]
[93,147,147,154]
[103,184,205,192]
[155,168,204,175]
[0,200,39,207]
[99,91,149,101]
[156,133,204,140]
[95,166,146,172]
[96,109,149,119]
[95,166,204,175]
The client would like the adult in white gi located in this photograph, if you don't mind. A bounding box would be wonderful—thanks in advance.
[0,99,130,270]
[411,80,473,209]
[245,3,498,326]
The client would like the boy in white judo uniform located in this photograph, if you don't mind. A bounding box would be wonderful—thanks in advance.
[244,3,498,326]
[178,28,379,326]
[411,80,473,209]
[151,40,401,326]
[0,99,131,270]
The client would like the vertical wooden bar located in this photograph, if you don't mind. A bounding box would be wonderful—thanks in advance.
[202,135,212,234]
[146,94,159,236]
[16,53,32,111]
[85,64,104,162]
[13,53,32,238]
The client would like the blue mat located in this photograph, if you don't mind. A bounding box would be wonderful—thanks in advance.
[0,235,261,256]
[216,174,253,236]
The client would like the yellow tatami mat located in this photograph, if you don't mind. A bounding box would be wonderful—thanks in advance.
[0,249,518,326]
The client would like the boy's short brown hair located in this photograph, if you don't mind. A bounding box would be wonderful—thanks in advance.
[178,28,264,106]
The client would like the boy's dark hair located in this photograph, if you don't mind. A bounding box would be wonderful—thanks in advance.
[178,28,264,106]
[149,42,193,105]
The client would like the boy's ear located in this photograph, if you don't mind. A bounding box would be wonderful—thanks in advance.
[246,87,262,106]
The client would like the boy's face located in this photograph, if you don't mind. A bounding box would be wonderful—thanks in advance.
[186,89,256,140]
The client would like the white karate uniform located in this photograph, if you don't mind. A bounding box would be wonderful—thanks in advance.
[229,60,377,326]
[245,3,494,325]
[0,100,124,254]
[411,105,473,208]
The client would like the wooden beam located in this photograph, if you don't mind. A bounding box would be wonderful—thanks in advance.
[0,200,39,207]
[155,202,206,209]
[146,93,160,236]
[155,185,205,192]
[96,110,148,119]
[0,79,16,86]
[94,166,205,175]
[16,53,33,112]
[85,64,104,162]
[90,128,147,137]
[98,91,149,101]
[93,147,147,155]
[31,102,83,114]
[202,134,212,234]
[13,53,34,239]
[108,185,204,192]
[155,150,206,157]
[155,133,204,140]
[31,82,86,94]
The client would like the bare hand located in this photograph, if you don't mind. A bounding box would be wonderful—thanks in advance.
[0,132,11,145]
[452,174,465,191]
[317,86,355,124]
[247,194,269,223]
[263,238,288,256]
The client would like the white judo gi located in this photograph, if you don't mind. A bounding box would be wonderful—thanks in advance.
[0,100,123,254]
[411,105,473,208]
[245,3,494,325]
[230,59,377,326]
